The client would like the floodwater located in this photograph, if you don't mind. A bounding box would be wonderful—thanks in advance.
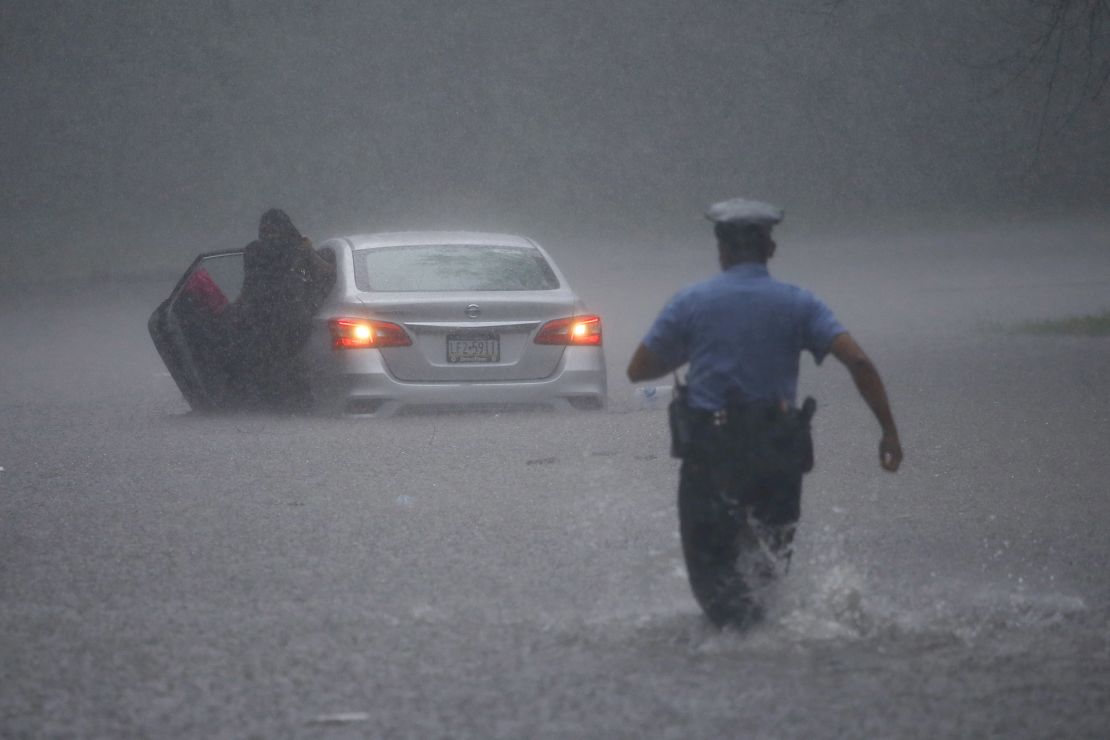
[1,220,1108,737]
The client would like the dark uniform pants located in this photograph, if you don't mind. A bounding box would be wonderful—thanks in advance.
[677,432,805,628]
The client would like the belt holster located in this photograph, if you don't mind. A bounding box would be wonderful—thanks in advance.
[669,382,816,475]
[668,380,698,459]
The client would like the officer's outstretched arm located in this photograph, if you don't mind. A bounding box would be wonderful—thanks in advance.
[830,333,903,472]
[627,342,673,382]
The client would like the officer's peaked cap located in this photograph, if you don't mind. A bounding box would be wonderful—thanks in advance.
[705,198,784,228]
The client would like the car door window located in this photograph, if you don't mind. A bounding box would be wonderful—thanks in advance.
[192,252,245,304]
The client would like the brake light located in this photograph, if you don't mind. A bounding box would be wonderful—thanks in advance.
[534,315,602,346]
[329,318,412,349]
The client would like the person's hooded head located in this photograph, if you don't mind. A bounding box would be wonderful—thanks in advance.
[258,208,303,243]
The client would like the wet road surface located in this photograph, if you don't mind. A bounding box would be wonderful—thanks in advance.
[2,222,1109,737]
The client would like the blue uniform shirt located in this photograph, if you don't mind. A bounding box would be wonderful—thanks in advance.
[642,263,846,410]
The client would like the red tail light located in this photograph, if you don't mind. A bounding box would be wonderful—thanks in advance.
[534,315,602,346]
[329,318,412,349]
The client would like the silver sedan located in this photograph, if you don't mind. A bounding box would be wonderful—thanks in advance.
[305,231,607,415]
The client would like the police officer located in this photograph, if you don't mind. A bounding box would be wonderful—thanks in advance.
[627,197,902,627]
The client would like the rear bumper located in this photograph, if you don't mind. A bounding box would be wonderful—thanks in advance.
[308,344,607,416]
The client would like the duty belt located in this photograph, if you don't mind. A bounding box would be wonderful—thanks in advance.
[687,397,815,427]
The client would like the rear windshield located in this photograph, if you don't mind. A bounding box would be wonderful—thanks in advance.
[353,244,560,292]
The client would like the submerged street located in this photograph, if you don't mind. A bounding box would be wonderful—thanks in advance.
[2,225,1108,737]
[4,0,1109,734]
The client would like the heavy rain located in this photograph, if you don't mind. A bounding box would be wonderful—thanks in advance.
[2,1,1108,737]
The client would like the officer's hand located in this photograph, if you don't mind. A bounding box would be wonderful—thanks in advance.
[880,432,902,472]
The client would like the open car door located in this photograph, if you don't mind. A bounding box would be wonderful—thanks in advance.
[148,251,244,411]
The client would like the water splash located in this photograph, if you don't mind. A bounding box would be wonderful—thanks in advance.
[762,559,1088,646]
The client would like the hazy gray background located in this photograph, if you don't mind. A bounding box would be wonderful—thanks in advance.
[4,3,1110,735]
[2,0,1107,282]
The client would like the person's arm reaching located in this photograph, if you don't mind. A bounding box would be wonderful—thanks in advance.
[627,342,673,382]
[830,333,903,472]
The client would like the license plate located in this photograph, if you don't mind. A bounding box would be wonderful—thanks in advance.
[446,333,500,363]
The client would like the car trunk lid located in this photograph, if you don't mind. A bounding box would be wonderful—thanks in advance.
[356,291,577,381]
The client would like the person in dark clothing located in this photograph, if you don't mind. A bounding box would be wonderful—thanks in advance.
[627,197,902,628]
[240,209,334,338]
[227,209,335,409]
